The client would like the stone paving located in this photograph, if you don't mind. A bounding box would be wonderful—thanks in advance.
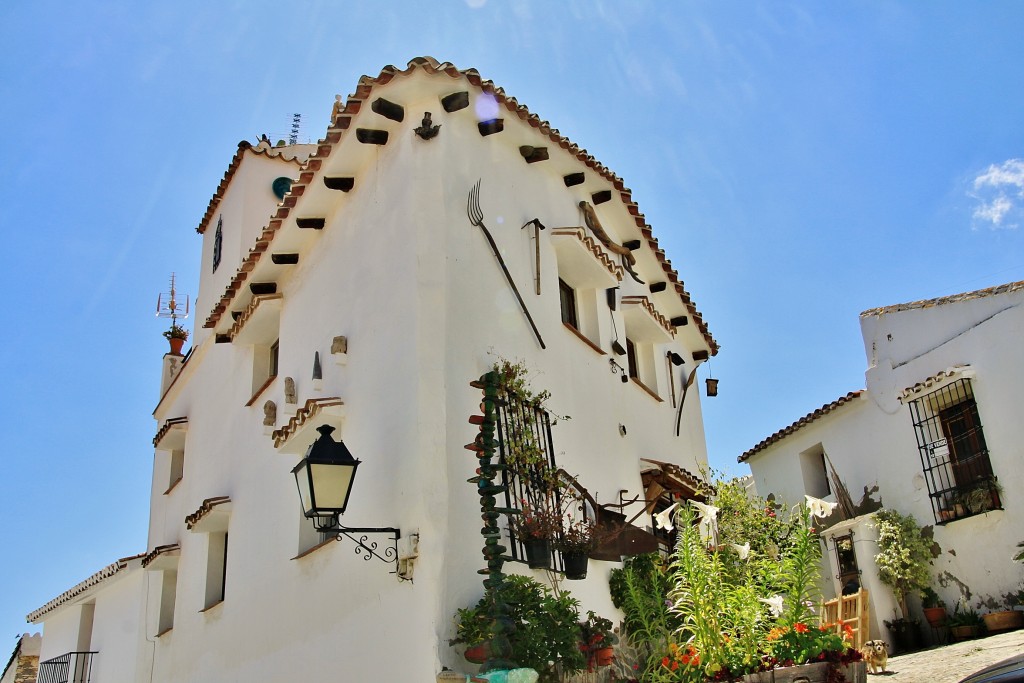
[877,630,1024,682]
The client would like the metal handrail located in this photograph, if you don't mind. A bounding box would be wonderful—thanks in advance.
[37,651,96,683]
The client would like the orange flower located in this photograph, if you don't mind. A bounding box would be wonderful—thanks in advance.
[767,627,785,641]
[662,657,671,668]
[794,623,809,633]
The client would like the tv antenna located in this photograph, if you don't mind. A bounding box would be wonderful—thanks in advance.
[156,273,190,328]
[289,113,301,145]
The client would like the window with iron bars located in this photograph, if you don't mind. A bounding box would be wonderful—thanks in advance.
[494,389,571,572]
[907,377,1000,524]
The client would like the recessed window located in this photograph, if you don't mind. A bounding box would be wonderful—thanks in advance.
[167,449,184,493]
[157,570,177,635]
[213,216,223,273]
[908,377,999,523]
[799,445,831,499]
[626,338,639,380]
[204,531,228,609]
[248,338,280,404]
[559,279,578,329]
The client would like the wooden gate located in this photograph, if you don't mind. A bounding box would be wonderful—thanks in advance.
[821,589,870,649]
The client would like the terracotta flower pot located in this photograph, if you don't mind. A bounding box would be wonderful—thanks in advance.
[168,337,185,355]
[595,647,614,666]
[982,610,1023,634]
[464,642,490,664]
[923,606,947,627]
[950,624,979,641]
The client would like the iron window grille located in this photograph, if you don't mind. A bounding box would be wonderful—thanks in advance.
[494,389,568,572]
[907,377,1000,524]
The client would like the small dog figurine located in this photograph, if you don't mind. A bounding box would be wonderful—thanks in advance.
[859,639,889,674]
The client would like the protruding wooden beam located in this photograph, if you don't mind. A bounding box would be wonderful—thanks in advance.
[324,177,354,192]
[371,97,404,122]
[231,311,242,321]
[623,240,641,251]
[649,282,668,293]
[692,350,710,361]
[671,316,689,327]
[563,172,585,187]
[271,253,299,265]
[296,218,325,230]
[215,334,231,344]
[478,119,504,136]
[519,146,549,163]
[249,282,277,295]
[441,91,469,112]
[356,129,389,145]
[592,190,612,205]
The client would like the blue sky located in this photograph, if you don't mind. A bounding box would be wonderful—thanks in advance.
[2,1,1022,645]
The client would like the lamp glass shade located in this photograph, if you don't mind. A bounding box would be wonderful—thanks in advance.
[291,424,361,518]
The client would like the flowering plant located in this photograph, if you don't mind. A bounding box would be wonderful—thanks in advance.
[163,324,189,341]
[510,497,561,540]
[556,516,598,554]
[764,622,853,668]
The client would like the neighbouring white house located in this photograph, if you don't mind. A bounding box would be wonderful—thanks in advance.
[1,633,40,683]
[27,57,718,682]
[739,280,1024,646]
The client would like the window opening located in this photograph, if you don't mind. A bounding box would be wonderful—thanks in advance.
[559,278,578,329]
[908,377,999,523]
[832,534,861,594]
[626,338,639,379]
[212,216,223,273]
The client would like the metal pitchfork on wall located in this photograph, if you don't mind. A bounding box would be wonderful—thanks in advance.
[467,179,546,349]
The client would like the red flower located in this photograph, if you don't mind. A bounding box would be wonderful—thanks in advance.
[794,623,809,633]
[662,657,671,668]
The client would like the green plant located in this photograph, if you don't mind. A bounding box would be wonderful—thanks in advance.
[948,600,982,627]
[579,611,618,647]
[509,497,561,540]
[609,553,680,677]
[555,515,598,554]
[1012,540,1024,564]
[958,476,1002,514]
[163,324,189,341]
[451,575,585,682]
[920,587,944,609]
[873,508,934,621]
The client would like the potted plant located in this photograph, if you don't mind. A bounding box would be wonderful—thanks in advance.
[958,476,1003,515]
[579,611,619,669]
[163,324,189,355]
[449,575,585,682]
[982,607,1024,634]
[948,601,983,641]
[510,497,560,569]
[873,509,932,653]
[920,587,947,627]
[556,517,598,580]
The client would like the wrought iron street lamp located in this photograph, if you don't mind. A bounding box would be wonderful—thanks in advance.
[292,424,400,571]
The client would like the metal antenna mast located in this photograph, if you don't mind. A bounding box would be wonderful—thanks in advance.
[155,273,190,329]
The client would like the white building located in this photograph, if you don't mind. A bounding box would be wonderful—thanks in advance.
[28,57,717,682]
[740,280,1024,643]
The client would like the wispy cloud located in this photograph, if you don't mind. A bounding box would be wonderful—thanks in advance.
[970,159,1024,230]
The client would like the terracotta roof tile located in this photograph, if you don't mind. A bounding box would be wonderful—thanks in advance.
[861,279,1024,317]
[899,365,973,402]
[141,543,180,568]
[201,57,717,354]
[738,391,864,463]
[152,416,188,447]
[196,141,307,235]
[27,553,145,622]
[272,397,345,448]
[185,496,231,530]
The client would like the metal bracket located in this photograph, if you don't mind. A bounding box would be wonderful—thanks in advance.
[332,526,402,573]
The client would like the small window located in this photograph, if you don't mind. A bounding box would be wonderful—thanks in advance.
[212,216,223,273]
[832,534,860,593]
[167,449,184,493]
[157,570,177,635]
[626,338,639,380]
[559,279,578,329]
[908,377,999,523]
[204,532,228,609]
[799,445,831,499]
[248,339,280,404]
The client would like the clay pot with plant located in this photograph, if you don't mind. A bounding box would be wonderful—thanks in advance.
[163,324,189,355]
[920,587,947,627]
